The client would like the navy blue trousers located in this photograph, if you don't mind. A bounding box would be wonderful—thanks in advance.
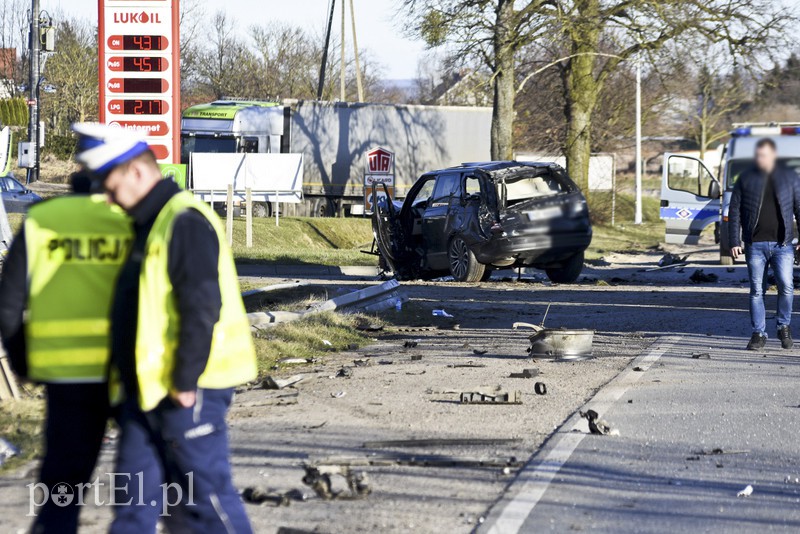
[33,382,109,534]
[110,388,251,534]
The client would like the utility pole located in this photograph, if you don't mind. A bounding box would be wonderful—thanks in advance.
[26,0,41,183]
[349,0,364,102]
[339,0,346,101]
[317,0,336,100]
[634,47,643,225]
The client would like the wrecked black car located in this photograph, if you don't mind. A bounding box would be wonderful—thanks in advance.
[372,161,592,283]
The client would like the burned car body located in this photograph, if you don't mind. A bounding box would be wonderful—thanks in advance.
[372,161,592,283]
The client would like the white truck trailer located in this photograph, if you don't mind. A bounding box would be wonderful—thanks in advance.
[180,99,493,216]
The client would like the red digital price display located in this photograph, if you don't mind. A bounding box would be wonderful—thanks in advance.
[107,35,168,51]
[107,78,169,94]
[124,57,168,72]
[108,99,169,115]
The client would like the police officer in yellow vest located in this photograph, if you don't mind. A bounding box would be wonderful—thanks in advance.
[71,123,257,533]
[0,172,132,534]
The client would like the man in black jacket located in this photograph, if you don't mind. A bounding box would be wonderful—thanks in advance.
[728,138,800,350]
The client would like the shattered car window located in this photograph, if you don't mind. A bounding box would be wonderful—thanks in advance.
[412,179,436,206]
[465,176,481,196]
[503,172,566,204]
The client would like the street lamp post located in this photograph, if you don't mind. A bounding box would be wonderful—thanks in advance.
[26,0,41,184]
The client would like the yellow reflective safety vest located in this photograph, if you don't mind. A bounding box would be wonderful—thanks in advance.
[24,195,132,383]
[134,191,257,411]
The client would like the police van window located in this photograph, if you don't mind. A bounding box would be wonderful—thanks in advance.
[430,173,460,207]
[726,158,800,188]
[667,157,713,197]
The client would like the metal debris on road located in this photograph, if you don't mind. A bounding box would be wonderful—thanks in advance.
[353,359,372,367]
[460,391,522,404]
[403,340,419,348]
[448,362,487,368]
[737,485,754,497]
[362,438,523,448]
[580,409,620,436]
[335,367,353,378]
[278,357,317,365]
[528,328,594,360]
[433,309,454,318]
[692,352,711,359]
[696,448,750,456]
[241,487,306,507]
[331,391,347,399]
[689,269,719,283]
[510,368,540,379]
[378,360,394,365]
[262,375,305,390]
[472,349,489,355]
[633,366,644,372]
[658,252,688,267]
[534,382,547,395]
[410,355,423,361]
[302,465,371,501]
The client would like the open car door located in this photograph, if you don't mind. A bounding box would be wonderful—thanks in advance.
[660,153,721,244]
[371,183,402,274]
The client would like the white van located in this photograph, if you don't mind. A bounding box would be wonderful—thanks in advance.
[660,123,800,264]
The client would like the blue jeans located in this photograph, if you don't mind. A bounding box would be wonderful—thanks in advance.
[110,388,252,534]
[745,241,795,336]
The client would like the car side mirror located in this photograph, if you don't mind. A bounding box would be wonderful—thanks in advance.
[709,181,721,200]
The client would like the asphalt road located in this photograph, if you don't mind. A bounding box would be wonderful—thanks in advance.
[481,333,800,533]
[3,244,800,533]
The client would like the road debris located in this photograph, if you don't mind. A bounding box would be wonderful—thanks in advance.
[689,269,719,283]
[518,319,594,360]
[403,340,419,349]
[356,323,383,332]
[472,349,489,355]
[410,355,423,361]
[448,362,486,368]
[362,438,522,448]
[737,485,754,497]
[460,391,522,404]
[633,366,644,372]
[353,359,372,367]
[302,465,371,500]
[335,367,353,378]
[262,375,305,390]
[331,391,347,399]
[658,252,688,267]
[696,448,749,456]
[311,454,522,469]
[692,352,711,359]
[433,309,454,318]
[534,382,548,395]
[235,390,299,408]
[241,487,307,507]
[785,475,800,485]
[378,360,394,365]
[510,368,539,379]
[580,409,620,436]
[278,357,317,365]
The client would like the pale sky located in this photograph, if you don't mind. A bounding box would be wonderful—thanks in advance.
[41,0,427,79]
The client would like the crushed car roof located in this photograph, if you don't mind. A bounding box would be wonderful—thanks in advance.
[426,160,560,175]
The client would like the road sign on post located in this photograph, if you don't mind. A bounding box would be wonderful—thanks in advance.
[364,147,395,213]
[98,0,181,164]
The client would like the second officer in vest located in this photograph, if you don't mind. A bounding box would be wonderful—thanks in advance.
[71,123,257,533]
[0,173,132,533]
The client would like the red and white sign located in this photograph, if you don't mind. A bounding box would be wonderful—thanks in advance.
[366,147,394,175]
[364,147,395,213]
[98,0,180,164]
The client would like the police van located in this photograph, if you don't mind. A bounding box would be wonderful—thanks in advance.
[660,123,800,264]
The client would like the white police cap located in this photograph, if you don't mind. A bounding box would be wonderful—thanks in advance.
[72,122,151,175]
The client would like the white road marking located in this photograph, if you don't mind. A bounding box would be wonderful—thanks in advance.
[482,336,679,534]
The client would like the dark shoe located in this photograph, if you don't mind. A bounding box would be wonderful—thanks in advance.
[747,333,767,351]
[778,326,793,349]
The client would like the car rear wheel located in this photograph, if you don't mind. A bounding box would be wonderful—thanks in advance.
[545,251,584,284]
[448,236,485,283]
